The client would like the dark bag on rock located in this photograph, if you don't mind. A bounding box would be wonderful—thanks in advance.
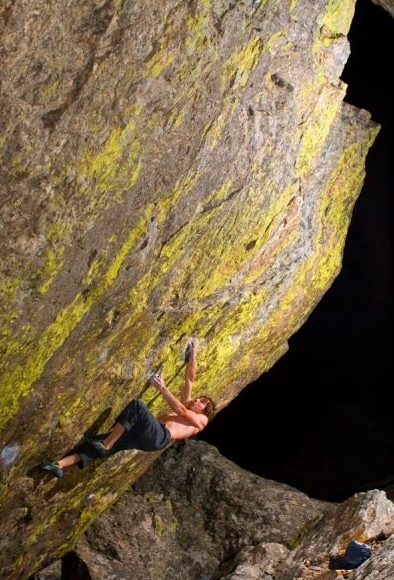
[329,540,371,570]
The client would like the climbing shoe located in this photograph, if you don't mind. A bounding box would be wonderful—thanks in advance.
[41,460,64,478]
[84,435,109,457]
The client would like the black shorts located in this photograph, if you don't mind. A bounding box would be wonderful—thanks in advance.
[112,399,171,453]
[77,399,171,468]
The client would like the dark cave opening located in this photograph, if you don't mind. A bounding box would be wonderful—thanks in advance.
[200,0,393,502]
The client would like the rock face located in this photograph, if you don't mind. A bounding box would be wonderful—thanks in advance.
[37,440,394,580]
[372,0,394,18]
[0,1,380,579]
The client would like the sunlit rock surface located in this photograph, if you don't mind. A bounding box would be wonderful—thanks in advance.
[0,1,379,578]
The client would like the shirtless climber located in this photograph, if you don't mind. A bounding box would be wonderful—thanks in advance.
[40,338,216,478]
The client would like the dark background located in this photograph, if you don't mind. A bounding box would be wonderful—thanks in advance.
[200,0,393,502]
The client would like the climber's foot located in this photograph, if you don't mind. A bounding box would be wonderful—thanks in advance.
[40,460,64,478]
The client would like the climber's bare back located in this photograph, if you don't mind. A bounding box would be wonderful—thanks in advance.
[160,411,205,440]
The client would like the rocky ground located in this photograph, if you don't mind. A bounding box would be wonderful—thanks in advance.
[33,440,394,580]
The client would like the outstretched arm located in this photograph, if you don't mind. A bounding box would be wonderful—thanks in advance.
[182,337,198,403]
[149,371,207,430]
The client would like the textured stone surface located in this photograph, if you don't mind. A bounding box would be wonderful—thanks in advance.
[372,0,394,18]
[0,1,380,578]
[72,440,334,579]
[45,440,394,580]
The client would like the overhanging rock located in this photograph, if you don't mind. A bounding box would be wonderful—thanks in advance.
[0,1,379,578]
